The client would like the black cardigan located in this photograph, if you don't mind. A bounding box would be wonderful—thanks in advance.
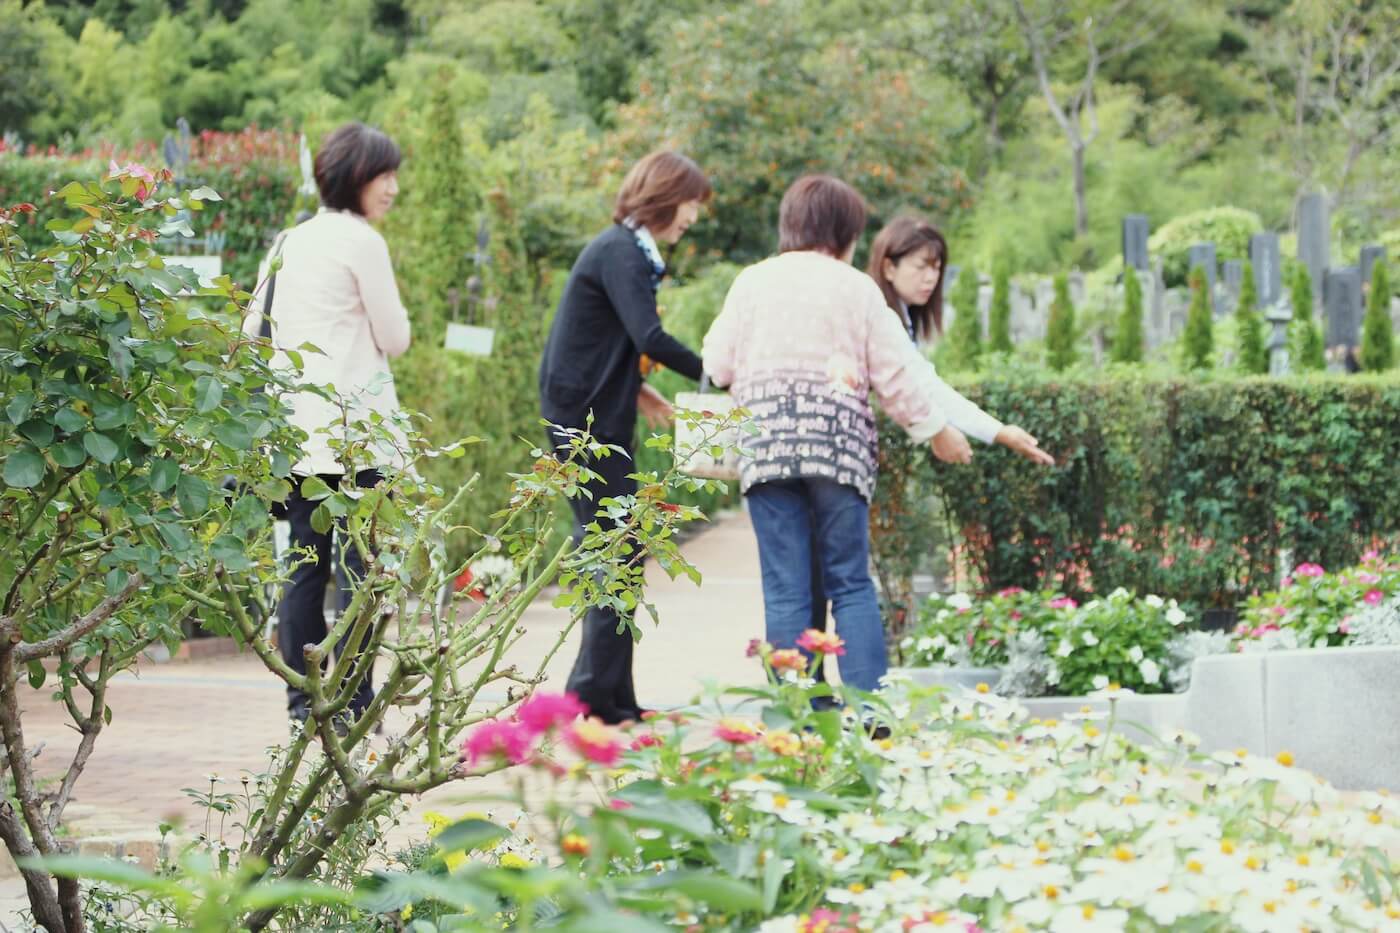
[539,224,704,443]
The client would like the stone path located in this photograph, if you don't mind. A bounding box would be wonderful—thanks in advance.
[0,509,771,928]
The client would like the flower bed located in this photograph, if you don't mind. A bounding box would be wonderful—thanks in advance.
[1234,552,1400,650]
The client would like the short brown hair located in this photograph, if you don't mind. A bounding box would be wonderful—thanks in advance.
[778,175,868,255]
[867,215,950,338]
[314,122,402,214]
[613,151,712,230]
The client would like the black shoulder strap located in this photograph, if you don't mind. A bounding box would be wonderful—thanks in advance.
[259,229,290,341]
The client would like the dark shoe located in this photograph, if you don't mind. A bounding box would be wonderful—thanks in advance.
[864,720,892,741]
[289,697,311,723]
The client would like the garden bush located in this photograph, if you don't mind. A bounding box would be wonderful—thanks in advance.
[1148,206,1262,288]
[871,371,1400,614]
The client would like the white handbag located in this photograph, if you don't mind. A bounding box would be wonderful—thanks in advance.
[673,375,743,480]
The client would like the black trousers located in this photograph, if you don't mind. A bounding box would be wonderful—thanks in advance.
[548,427,642,724]
[278,469,381,716]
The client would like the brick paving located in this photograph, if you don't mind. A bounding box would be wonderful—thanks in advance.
[0,509,771,926]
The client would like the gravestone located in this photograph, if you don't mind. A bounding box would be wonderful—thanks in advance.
[1122,214,1151,272]
[1298,193,1330,301]
[1266,305,1292,375]
[1323,266,1363,350]
[1068,270,1085,309]
[1033,277,1055,343]
[1250,233,1282,307]
[1361,245,1387,289]
[1164,289,1189,339]
[1188,243,1217,313]
[1010,282,1037,343]
[1222,260,1244,316]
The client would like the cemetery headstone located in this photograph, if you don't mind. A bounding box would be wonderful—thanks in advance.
[1122,214,1150,272]
[1222,260,1244,316]
[1266,305,1292,375]
[1250,232,1282,307]
[1361,245,1387,289]
[1323,266,1363,350]
[1297,193,1330,302]
[1188,242,1217,312]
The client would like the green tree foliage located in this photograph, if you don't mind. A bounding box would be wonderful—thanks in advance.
[1235,260,1269,374]
[1361,260,1394,372]
[1111,269,1144,364]
[1045,273,1077,370]
[1291,265,1325,372]
[1183,267,1214,370]
[988,256,1014,354]
[945,266,983,371]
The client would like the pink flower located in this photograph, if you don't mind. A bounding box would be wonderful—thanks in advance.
[796,629,846,656]
[1364,549,1381,562]
[1358,572,1381,585]
[996,587,1025,598]
[800,909,859,933]
[746,638,766,658]
[107,159,157,200]
[1009,610,1023,621]
[1279,576,1294,589]
[629,733,662,750]
[565,717,624,766]
[1339,620,1353,634]
[517,692,587,735]
[608,798,633,811]
[1365,589,1384,606]
[714,717,762,744]
[768,649,807,673]
[1295,562,1326,578]
[1270,605,1288,618]
[1048,597,1078,610]
[461,719,534,768]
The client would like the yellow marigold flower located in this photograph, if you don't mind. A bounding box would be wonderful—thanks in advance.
[561,834,590,858]
[764,731,802,757]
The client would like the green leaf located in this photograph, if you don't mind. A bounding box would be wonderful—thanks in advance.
[18,419,54,448]
[211,419,252,451]
[83,432,120,464]
[612,798,715,840]
[4,447,46,489]
[6,393,35,425]
[187,186,223,202]
[51,441,85,468]
[625,870,762,912]
[26,662,45,690]
[107,338,133,380]
[104,569,130,596]
[298,476,335,501]
[177,475,210,516]
[310,503,333,535]
[54,407,87,434]
[434,818,511,854]
[762,847,788,911]
[194,376,223,414]
[149,458,179,494]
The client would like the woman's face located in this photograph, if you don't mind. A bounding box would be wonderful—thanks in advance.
[360,170,399,223]
[653,199,702,245]
[882,245,943,307]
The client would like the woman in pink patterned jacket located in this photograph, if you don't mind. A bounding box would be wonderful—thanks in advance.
[702,175,1050,697]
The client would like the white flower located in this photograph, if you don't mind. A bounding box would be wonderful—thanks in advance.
[1082,631,1099,647]
[1046,665,1062,686]
[946,592,973,611]
[916,636,935,652]
[1056,639,1074,658]
[1109,587,1131,600]
[1127,645,1144,663]
[1139,658,1161,685]
[1145,594,1165,608]
[1166,607,1187,626]
[1091,675,1110,690]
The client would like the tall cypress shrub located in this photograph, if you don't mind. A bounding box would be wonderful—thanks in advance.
[1361,260,1394,371]
[1235,260,1269,374]
[1046,273,1077,371]
[946,265,983,370]
[1111,269,1144,364]
[1291,265,1325,371]
[989,256,1014,355]
[1183,267,1214,370]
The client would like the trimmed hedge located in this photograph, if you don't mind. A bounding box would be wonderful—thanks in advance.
[872,372,1400,613]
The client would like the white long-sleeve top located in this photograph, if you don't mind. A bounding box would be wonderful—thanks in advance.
[242,209,411,476]
[895,301,1003,445]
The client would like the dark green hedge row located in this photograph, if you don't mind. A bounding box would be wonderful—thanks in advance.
[872,372,1400,610]
[0,155,299,287]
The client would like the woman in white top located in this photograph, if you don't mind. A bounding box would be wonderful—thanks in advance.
[244,121,411,724]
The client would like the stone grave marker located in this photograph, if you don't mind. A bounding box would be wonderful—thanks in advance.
[1188,243,1217,313]
[1298,193,1330,300]
[1361,245,1387,289]
[1323,266,1363,350]
[1122,214,1150,272]
[1222,259,1244,317]
[1250,232,1282,307]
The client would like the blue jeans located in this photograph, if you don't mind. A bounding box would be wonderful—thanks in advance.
[746,478,888,692]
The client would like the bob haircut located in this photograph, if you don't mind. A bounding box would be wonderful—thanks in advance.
[613,151,712,231]
[777,175,867,256]
[866,215,950,339]
[314,122,402,214]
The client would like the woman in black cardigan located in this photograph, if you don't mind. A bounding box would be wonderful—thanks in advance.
[539,150,711,724]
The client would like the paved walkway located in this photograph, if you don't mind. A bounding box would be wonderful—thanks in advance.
[1,510,770,925]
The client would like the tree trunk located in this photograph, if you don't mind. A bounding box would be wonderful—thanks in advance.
[1072,141,1088,238]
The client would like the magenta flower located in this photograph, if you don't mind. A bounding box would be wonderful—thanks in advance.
[566,717,624,766]
[1339,620,1353,634]
[517,692,587,735]
[1365,589,1384,606]
[795,629,846,656]
[461,719,534,768]
[1295,562,1326,578]
[1358,572,1381,585]
[996,586,1025,598]
[1048,597,1078,610]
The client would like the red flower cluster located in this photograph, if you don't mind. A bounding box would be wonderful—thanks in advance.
[460,691,598,769]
